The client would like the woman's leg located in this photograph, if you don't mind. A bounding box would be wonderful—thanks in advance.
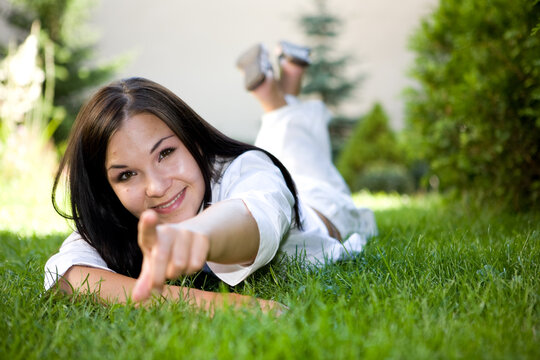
[237,41,310,108]
[249,71,287,113]
[276,40,311,96]
[278,52,306,97]
[238,42,375,239]
[246,51,350,195]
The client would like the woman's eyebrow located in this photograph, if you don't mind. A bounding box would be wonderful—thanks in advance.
[150,135,175,154]
[107,134,176,171]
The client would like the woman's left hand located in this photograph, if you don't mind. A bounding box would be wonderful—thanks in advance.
[132,209,210,302]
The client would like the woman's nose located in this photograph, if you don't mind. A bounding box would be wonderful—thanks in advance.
[145,173,169,197]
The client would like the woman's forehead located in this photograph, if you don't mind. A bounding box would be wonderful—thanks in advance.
[124,113,174,137]
[106,113,177,159]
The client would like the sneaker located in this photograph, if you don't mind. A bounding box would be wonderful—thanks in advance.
[277,41,311,67]
[236,43,273,91]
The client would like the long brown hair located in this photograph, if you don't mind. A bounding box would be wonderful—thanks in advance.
[52,77,300,277]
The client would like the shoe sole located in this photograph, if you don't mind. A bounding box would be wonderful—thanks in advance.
[236,44,267,91]
[278,41,311,67]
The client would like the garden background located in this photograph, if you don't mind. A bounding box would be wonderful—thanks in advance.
[0,0,538,359]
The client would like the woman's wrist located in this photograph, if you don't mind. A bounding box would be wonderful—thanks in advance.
[183,199,259,264]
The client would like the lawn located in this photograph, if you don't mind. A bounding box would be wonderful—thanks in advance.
[0,193,538,359]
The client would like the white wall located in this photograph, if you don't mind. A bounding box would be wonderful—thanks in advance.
[3,0,438,142]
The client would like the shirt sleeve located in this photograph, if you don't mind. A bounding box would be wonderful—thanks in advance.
[44,232,114,291]
[206,151,295,286]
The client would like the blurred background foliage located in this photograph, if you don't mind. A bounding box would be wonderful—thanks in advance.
[1,0,123,145]
[298,0,426,196]
[303,0,540,210]
[404,0,540,210]
[337,103,413,194]
[0,22,69,234]
[0,0,122,234]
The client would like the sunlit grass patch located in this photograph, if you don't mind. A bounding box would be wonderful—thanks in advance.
[352,190,440,211]
[0,125,70,236]
[0,176,71,236]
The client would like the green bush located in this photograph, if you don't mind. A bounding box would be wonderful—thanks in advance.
[354,163,414,194]
[405,0,540,210]
[337,103,404,192]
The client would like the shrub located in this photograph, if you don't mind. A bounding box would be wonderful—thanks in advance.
[354,163,414,194]
[337,103,404,191]
[405,0,540,210]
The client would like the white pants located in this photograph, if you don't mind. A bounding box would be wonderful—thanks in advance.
[255,97,377,239]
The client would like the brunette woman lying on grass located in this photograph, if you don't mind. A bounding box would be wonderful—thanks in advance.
[45,41,377,313]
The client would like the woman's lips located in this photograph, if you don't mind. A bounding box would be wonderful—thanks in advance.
[151,188,186,214]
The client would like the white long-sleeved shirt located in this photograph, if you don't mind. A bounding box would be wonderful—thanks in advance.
[44,150,377,290]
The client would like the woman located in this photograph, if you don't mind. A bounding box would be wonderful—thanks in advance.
[45,41,377,311]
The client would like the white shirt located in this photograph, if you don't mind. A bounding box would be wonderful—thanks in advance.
[44,150,376,290]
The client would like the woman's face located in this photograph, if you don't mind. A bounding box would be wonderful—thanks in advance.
[105,112,205,223]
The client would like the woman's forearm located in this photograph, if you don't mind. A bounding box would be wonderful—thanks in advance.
[181,199,260,264]
[59,265,179,304]
[58,265,280,312]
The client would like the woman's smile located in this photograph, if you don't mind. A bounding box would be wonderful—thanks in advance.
[152,188,186,214]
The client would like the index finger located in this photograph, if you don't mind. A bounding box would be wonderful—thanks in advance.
[138,210,159,251]
[132,255,152,302]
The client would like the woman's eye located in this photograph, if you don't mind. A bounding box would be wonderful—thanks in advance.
[118,171,135,181]
[158,147,176,162]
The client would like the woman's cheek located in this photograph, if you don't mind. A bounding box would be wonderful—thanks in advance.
[118,187,142,218]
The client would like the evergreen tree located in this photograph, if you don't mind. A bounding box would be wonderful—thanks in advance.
[298,0,361,158]
[1,0,123,143]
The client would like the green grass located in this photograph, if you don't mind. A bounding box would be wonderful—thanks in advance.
[0,193,538,359]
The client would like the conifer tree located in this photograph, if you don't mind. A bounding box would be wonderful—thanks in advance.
[298,0,361,158]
